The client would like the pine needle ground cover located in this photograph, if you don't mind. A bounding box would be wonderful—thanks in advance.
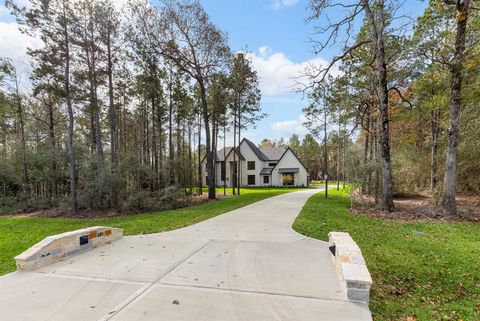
[0,187,300,276]
[293,188,480,321]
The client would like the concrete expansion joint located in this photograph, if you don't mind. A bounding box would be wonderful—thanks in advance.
[208,238,305,244]
[99,240,214,321]
[31,270,150,286]
[156,281,361,305]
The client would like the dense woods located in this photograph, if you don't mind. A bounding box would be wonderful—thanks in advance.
[1,0,479,216]
[303,0,480,214]
[0,0,262,214]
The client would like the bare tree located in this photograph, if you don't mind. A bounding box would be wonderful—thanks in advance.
[303,0,411,211]
[130,0,231,199]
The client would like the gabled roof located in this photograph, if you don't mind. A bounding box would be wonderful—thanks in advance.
[272,147,308,172]
[242,138,269,160]
[216,147,232,162]
[241,138,286,161]
[224,147,245,161]
[201,146,244,163]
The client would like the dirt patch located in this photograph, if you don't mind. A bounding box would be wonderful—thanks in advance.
[351,189,480,223]
[2,193,232,219]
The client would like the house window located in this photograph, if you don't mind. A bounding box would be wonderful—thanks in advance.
[221,162,226,181]
[247,161,255,170]
[248,175,255,185]
[268,162,276,167]
[263,176,269,184]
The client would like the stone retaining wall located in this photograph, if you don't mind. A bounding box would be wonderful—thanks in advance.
[328,232,372,303]
[15,226,123,271]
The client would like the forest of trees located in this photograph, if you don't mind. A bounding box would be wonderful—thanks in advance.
[0,0,263,214]
[303,0,480,214]
[1,0,479,216]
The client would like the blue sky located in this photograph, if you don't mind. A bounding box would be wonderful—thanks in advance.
[198,0,428,144]
[0,0,427,144]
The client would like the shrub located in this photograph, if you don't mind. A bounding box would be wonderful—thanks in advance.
[124,190,151,211]
[281,174,293,186]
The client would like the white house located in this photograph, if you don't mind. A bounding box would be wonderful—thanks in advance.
[201,138,309,187]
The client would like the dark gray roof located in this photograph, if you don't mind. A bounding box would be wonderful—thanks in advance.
[215,147,245,162]
[243,139,268,160]
[260,168,273,175]
[243,138,285,161]
[259,147,286,161]
[278,168,300,173]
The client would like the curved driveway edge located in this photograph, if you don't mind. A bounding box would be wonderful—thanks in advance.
[0,189,372,321]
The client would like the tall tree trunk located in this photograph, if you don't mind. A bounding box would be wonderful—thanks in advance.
[14,73,29,197]
[232,104,237,195]
[188,122,193,194]
[212,120,217,191]
[441,0,470,214]
[168,74,174,185]
[362,0,394,211]
[362,108,370,194]
[158,115,164,189]
[176,106,182,186]
[430,108,440,195]
[47,98,57,204]
[107,32,116,168]
[237,101,241,196]
[373,121,380,204]
[223,123,226,196]
[63,0,78,214]
[342,123,346,189]
[90,95,96,154]
[324,105,328,198]
[197,112,202,195]
[199,81,215,200]
[336,116,340,190]
[152,94,158,190]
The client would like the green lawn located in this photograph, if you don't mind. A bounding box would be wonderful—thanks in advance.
[293,188,480,321]
[0,187,300,276]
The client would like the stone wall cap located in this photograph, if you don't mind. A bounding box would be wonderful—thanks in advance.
[14,226,123,271]
[328,231,372,303]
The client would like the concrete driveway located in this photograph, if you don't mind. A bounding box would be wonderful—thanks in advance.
[0,189,372,321]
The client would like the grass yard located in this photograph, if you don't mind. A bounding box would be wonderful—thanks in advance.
[293,188,480,321]
[0,187,300,276]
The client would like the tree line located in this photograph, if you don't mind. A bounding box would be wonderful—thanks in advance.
[303,0,479,214]
[0,0,262,214]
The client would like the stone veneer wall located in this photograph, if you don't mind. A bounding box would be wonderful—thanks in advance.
[15,226,123,271]
[328,231,373,303]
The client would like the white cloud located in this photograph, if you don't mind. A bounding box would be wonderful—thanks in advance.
[245,46,329,95]
[0,22,42,67]
[270,115,309,138]
[270,0,300,10]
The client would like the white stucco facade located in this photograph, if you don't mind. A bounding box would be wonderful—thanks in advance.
[201,139,308,188]
[270,149,309,187]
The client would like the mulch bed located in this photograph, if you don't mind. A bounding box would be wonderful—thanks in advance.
[350,189,480,223]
